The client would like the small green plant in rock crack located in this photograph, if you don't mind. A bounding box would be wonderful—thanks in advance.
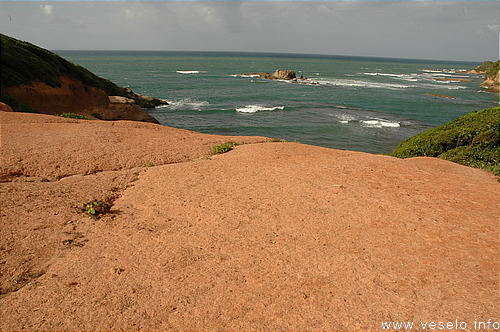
[82,199,113,218]
[58,113,93,120]
[211,141,237,155]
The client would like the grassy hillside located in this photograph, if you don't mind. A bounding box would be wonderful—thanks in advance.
[1,34,124,95]
[390,107,500,176]
[475,60,500,78]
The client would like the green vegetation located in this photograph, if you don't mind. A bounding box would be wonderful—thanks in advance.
[475,61,495,73]
[1,33,124,94]
[1,33,128,111]
[475,60,500,78]
[484,60,500,79]
[211,142,237,155]
[0,92,39,113]
[82,199,113,218]
[58,113,94,120]
[390,107,500,175]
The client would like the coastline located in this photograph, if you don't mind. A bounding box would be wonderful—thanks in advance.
[1,34,498,329]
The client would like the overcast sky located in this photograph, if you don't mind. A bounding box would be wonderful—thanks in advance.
[0,1,499,62]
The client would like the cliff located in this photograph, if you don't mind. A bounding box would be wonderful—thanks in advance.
[481,68,500,93]
[0,34,163,123]
[468,60,500,93]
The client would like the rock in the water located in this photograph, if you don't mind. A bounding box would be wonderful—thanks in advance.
[121,87,168,108]
[271,70,296,80]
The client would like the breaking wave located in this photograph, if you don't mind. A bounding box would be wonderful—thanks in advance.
[317,78,414,90]
[361,119,401,128]
[334,113,401,128]
[160,99,209,110]
[235,105,285,113]
[176,70,205,74]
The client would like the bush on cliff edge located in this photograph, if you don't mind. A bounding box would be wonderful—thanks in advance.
[390,107,500,175]
[0,33,125,95]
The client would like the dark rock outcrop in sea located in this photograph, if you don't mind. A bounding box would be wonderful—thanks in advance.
[234,69,320,85]
[236,70,296,81]
[0,34,166,123]
[270,70,296,80]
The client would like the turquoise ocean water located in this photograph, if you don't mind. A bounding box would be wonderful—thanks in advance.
[56,51,499,154]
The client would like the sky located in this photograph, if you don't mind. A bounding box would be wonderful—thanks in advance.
[0,1,499,62]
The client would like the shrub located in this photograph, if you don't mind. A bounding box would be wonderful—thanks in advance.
[211,142,237,155]
[484,60,500,80]
[390,107,500,175]
[58,113,93,120]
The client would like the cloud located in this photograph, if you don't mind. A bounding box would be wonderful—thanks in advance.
[488,24,500,32]
[123,2,158,21]
[40,4,53,16]
[0,1,498,61]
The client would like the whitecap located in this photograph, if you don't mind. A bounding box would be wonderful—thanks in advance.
[335,113,358,123]
[418,82,467,90]
[361,118,400,128]
[176,70,203,74]
[361,72,407,78]
[163,99,209,110]
[232,74,261,78]
[235,105,284,113]
[318,78,414,90]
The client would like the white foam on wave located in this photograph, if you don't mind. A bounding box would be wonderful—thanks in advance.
[361,118,400,128]
[335,113,358,123]
[232,74,261,78]
[318,78,414,90]
[176,70,204,74]
[333,113,401,128]
[360,70,470,90]
[362,72,425,83]
[235,105,285,113]
[162,99,209,110]
[362,72,407,78]
[419,82,467,90]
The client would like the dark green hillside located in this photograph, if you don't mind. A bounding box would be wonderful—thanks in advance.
[390,107,500,176]
[1,33,124,95]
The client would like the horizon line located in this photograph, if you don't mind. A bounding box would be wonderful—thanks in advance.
[51,49,486,64]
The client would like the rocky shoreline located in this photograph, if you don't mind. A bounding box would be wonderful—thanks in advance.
[1,34,167,123]
[3,73,165,123]
[465,60,500,94]
[1,34,499,330]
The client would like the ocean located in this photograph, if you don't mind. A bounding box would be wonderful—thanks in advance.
[56,51,499,154]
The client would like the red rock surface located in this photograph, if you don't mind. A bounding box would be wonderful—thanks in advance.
[0,111,498,330]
